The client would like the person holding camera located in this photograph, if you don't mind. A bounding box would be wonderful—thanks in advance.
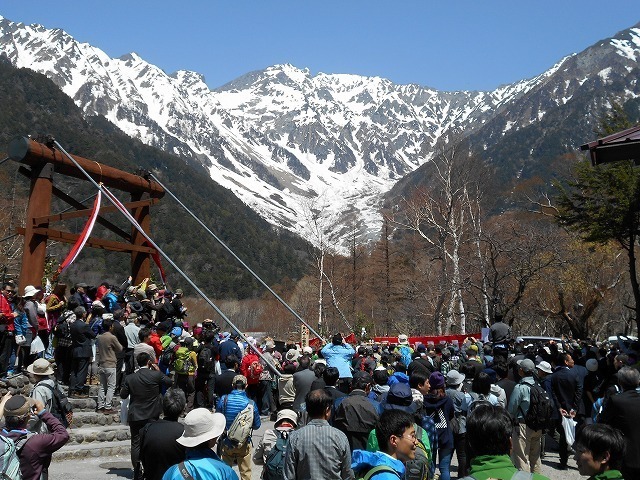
[1,394,70,480]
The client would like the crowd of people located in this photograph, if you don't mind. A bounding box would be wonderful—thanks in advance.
[0,277,637,480]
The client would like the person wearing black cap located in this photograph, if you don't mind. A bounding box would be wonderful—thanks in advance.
[1,394,69,479]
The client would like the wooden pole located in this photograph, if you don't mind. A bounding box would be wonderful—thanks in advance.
[20,163,53,287]
[130,192,151,285]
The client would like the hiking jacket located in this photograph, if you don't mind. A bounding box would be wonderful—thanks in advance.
[321,343,356,379]
[217,389,260,432]
[3,412,69,480]
[352,449,404,480]
[507,376,535,423]
[467,454,550,480]
[162,447,238,480]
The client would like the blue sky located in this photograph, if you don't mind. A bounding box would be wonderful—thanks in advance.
[2,1,640,91]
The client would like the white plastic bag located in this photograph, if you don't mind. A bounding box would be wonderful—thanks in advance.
[30,335,45,355]
[120,398,129,425]
[562,415,577,447]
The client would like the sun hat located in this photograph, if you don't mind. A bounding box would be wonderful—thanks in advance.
[286,349,301,362]
[275,408,298,427]
[265,340,275,350]
[176,409,226,447]
[147,283,158,291]
[302,346,313,355]
[398,334,409,345]
[536,360,553,374]
[175,288,183,295]
[586,358,599,372]
[23,285,40,298]
[517,358,536,374]
[26,358,54,376]
[445,370,465,386]
[4,395,35,417]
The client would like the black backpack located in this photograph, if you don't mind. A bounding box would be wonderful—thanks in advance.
[197,344,215,373]
[36,381,73,427]
[521,381,554,431]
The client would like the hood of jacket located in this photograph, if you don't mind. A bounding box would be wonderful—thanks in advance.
[351,449,405,476]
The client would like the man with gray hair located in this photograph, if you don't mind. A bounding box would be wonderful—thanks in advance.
[600,366,640,479]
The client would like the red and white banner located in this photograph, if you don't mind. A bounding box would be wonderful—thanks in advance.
[54,191,101,279]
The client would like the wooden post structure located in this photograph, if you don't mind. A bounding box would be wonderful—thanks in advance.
[20,162,53,286]
[8,136,164,286]
[130,192,151,285]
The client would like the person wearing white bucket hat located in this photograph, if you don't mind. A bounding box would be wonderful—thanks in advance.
[162,409,238,480]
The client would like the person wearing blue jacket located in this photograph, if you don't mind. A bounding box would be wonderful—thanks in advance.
[352,409,417,479]
[322,333,356,393]
[217,374,260,480]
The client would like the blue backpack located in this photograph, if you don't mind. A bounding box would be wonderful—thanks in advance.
[0,435,22,479]
[398,345,412,368]
[263,430,289,480]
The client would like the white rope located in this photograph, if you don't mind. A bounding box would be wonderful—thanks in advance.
[51,140,281,375]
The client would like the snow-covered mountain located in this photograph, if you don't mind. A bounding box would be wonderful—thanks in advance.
[1,15,639,250]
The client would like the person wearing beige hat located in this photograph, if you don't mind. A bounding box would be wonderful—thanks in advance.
[253,408,298,465]
[161,409,238,480]
[27,358,67,433]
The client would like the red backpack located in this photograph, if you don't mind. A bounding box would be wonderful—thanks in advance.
[247,359,264,383]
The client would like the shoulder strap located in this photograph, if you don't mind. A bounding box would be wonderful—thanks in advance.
[177,461,196,480]
[363,465,401,480]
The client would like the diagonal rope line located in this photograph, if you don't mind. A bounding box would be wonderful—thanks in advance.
[51,140,281,375]
[149,172,325,342]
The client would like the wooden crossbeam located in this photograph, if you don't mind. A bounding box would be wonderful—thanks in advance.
[32,198,158,225]
[18,166,132,241]
[15,227,157,254]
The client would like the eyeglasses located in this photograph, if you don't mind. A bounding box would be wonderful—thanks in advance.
[396,433,417,441]
[3,289,14,294]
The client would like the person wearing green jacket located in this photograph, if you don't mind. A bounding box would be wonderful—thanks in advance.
[574,424,625,480]
[464,404,550,480]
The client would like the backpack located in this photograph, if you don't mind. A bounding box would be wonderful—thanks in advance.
[356,465,401,480]
[160,344,176,367]
[173,346,192,375]
[223,397,254,446]
[36,381,73,427]
[0,435,21,480]
[467,394,493,415]
[521,382,554,431]
[398,345,412,368]
[263,429,290,480]
[197,345,215,373]
[404,424,431,480]
[247,360,264,383]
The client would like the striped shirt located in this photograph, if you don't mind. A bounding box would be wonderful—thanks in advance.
[284,419,354,480]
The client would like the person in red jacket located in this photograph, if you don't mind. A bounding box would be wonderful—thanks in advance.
[240,343,262,401]
[0,282,18,378]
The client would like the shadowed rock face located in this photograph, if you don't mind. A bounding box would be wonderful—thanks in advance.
[2,17,640,249]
